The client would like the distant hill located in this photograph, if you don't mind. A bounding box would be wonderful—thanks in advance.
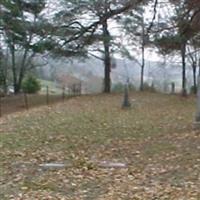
[37,56,194,93]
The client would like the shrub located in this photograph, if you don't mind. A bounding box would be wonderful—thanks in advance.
[22,75,41,94]
[190,85,197,94]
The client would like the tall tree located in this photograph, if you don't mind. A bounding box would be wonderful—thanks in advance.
[119,7,150,91]
[154,1,196,96]
[187,37,200,94]
[55,0,149,93]
[0,0,48,93]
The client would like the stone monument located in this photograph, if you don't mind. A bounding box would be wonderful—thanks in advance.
[122,82,131,108]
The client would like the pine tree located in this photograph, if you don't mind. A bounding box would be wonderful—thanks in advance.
[54,0,149,93]
[0,0,47,93]
[154,1,197,96]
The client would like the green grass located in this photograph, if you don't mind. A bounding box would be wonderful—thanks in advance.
[0,92,199,199]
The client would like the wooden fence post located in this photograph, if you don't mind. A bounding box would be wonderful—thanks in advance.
[46,86,49,105]
[24,92,29,110]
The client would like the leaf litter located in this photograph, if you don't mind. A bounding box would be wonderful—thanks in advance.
[0,92,200,199]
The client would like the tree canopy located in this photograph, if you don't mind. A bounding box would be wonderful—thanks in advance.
[1,0,200,94]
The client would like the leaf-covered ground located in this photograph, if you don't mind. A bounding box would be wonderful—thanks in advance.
[0,92,200,200]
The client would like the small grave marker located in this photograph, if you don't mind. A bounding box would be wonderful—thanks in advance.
[39,163,69,170]
[97,161,127,169]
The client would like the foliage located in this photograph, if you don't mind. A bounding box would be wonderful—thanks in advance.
[0,0,49,93]
[55,0,150,93]
[117,6,151,91]
[154,34,182,54]
[152,1,198,96]
[22,75,41,93]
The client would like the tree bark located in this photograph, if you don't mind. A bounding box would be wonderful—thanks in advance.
[140,44,145,91]
[17,48,29,93]
[10,44,19,94]
[102,19,111,93]
[181,43,187,96]
[140,16,145,91]
[192,61,197,94]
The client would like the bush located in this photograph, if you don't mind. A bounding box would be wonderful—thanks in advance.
[22,75,41,94]
[190,85,197,94]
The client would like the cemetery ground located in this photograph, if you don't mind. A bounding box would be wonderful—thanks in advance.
[0,92,200,200]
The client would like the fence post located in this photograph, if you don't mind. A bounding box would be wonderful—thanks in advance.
[24,92,29,110]
[46,86,49,105]
[62,86,65,101]
[0,96,2,117]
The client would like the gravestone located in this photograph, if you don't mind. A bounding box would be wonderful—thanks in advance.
[171,82,175,94]
[122,84,131,108]
[39,163,70,170]
[98,161,127,168]
[194,75,200,128]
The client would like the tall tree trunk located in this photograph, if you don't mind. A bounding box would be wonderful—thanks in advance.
[17,48,29,93]
[10,44,19,94]
[181,43,187,96]
[192,61,197,94]
[140,45,145,91]
[140,16,145,91]
[0,54,6,93]
[102,20,111,93]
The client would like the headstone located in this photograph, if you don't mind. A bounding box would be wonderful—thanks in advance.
[122,84,131,108]
[39,163,68,170]
[171,82,175,94]
[194,75,200,128]
[98,161,127,168]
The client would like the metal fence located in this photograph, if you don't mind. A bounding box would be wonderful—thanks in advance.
[0,83,82,117]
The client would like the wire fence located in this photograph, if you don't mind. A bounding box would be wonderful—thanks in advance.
[0,83,82,118]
